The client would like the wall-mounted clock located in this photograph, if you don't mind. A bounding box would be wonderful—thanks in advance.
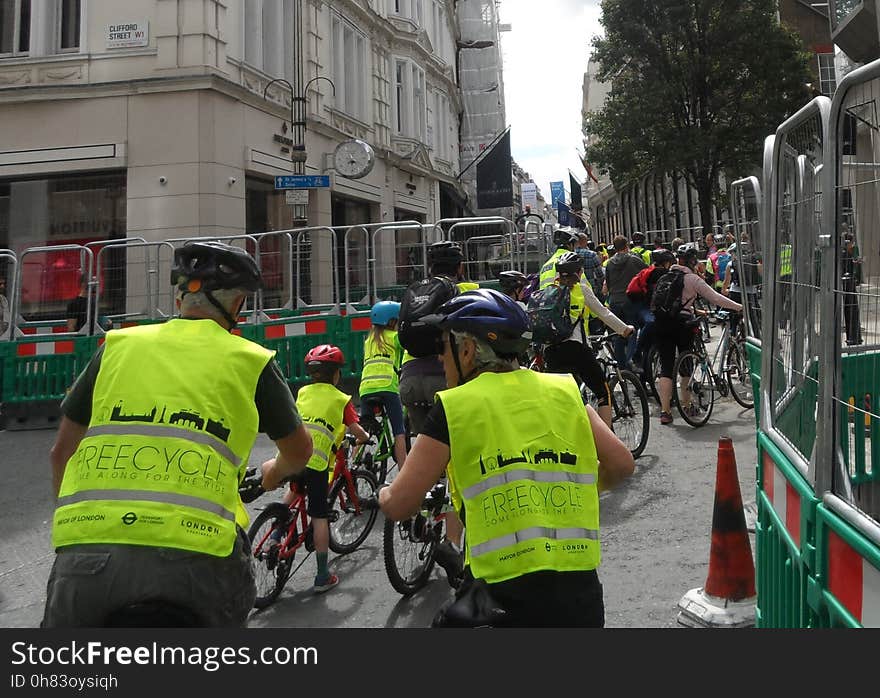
[333,139,375,179]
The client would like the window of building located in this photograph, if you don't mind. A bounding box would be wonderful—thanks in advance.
[431,91,450,160]
[58,0,79,51]
[390,0,423,26]
[428,0,445,58]
[818,53,837,96]
[244,0,295,79]
[332,13,368,121]
[393,58,426,142]
[0,0,31,57]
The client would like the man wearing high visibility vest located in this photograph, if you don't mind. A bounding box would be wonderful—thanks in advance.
[43,242,313,627]
[379,289,635,626]
[629,231,653,265]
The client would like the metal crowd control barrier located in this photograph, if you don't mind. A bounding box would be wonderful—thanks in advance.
[370,222,427,304]
[258,313,338,385]
[0,249,18,341]
[293,227,340,313]
[252,230,296,312]
[462,234,508,282]
[438,217,515,279]
[94,240,175,325]
[730,176,764,343]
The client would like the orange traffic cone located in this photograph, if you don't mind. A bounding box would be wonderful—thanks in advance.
[677,437,756,627]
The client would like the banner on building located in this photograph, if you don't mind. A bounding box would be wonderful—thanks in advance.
[476,129,513,209]
[520,182,538,212]
[557,201,570,227]
[569,172,583,212]
[550,181,566,207]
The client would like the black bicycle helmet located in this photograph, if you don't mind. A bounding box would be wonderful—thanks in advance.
[425,289,530,358]
[171,241,262,293]
[632,231,645,244]
[498,270,528,293]
[428,241,464,267]
[553,227,579,248]
[555,251,584,276]
[677,244,699,268]
[651,248,675,266]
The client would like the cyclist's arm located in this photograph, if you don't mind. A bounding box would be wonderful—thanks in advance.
[586,404,634,492]
[379,433,449,520]
[582,281,633,336]
[349,422,371,444]
[264,424,313,489]
[51,417,88,498]
[694,276,742,312]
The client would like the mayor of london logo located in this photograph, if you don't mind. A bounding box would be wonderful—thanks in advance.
[121,512,138,525]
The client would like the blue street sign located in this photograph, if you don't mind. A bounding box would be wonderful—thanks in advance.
[550,181,566,207]
[274,175,331,189]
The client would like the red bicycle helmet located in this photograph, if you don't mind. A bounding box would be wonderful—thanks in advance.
[304,344,345,366]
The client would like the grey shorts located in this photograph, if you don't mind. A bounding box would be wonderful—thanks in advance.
[399,373,447,436]
[41,527,256,628]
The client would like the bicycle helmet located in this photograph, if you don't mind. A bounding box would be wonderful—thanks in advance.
[677,244,699,268]
[171,241,262,293]
[498,270,528,293]
[428,241,464,267]
[632,231,646,244]
[304,344,345,367]
[425,289,530,359]
[370,300,401,326]
[555,251,584,276]
[651,249,675,266]
[553,226,579,248]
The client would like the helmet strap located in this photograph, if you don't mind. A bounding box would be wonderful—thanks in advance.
[204,288,240,332]
[449,333,479,386]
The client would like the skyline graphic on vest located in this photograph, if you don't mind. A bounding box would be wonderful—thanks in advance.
[110,401,231,443]
[479,447,578,475]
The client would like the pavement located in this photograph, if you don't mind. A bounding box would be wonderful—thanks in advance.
[0,355,760,628]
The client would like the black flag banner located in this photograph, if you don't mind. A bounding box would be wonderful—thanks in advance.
[569,171,583,212]
[476,129,513,209]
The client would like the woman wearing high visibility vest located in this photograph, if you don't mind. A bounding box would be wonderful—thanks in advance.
[359,301,407,472]
[379,289,635,627]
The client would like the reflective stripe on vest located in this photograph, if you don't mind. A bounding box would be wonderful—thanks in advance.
[359,329,401,395]
[52,319,274,557]
[439,370,600,584]
[296,382,350,472]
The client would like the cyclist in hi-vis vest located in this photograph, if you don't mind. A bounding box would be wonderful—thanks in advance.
[44,242,313,627]
[379,289,634,627]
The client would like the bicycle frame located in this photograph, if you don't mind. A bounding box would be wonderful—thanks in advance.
[253,485,309,564]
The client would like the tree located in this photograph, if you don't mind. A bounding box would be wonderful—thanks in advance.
[584,0,812,236]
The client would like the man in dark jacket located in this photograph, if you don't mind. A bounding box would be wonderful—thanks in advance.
[603,236,647,368]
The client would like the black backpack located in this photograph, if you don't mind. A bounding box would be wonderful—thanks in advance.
[397,276,459,358]
[526,282,575,346]
[650,268,686,320]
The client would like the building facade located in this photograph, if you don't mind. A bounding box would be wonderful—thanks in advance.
[0,0,465,309]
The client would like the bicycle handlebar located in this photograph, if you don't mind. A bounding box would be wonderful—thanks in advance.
[238,466,298,504]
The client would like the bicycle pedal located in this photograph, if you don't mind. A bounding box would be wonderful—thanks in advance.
[327,510,340,523]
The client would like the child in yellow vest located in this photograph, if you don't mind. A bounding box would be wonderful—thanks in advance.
[359,301,407,473]
[266,344,369,593]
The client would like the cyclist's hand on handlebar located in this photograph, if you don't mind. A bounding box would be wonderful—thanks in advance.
[259,458,286,492]
[238,467,265,503]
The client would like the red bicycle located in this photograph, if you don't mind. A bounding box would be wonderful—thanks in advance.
[241,436,378,609]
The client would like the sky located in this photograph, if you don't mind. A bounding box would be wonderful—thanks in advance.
[499,0,604,202]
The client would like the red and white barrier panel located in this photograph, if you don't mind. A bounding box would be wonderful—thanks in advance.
[762,451,802,547]
[827,530,880,627]
[263,319,328,340]
[16,326,75,357]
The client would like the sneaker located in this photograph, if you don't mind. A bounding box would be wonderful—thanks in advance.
[313,574,339,594]
[660,411,673,425]
[684,403,702,418]
[433,540,464,587]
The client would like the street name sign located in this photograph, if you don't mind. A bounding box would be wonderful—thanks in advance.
[274,175,330,189]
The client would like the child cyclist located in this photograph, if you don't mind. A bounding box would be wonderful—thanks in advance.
[263,344,369,593]
[359,301,407,474]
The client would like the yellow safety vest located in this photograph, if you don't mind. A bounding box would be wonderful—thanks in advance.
[360,329,402,395]
[780,244,792,278]
[539,248,590,321]
[52,319,274,557]
[295,382,350,473]
[631,246,652,265]
[439,370,600,584]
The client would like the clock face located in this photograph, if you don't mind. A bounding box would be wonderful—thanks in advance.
[334,139,375,179]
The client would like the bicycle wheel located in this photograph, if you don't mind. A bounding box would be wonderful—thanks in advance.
[725,339,754,409]
[609,370,650,458]
[328,470,379,555]
[248,503,295,609]
[673,352,715,427]
[383,514,438,596]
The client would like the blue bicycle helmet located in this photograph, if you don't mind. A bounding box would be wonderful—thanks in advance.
[425,289,530,357]
[371,300,401,326]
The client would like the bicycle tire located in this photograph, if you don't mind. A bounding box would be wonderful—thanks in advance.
[328,470,379,555]
[610,370,650,458]
[725,339,754,409]
[248,503,295,609]
[673,351,715,427]
[382,515,437,596]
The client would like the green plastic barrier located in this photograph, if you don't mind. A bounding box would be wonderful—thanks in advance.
[257,314,337,387]
[335,311,373,382]
[746,339,761,428]
[755,434,820,628]
[2,334,99,404]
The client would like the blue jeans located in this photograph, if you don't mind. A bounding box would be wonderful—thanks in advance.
[609,300,638,367]
[632,306,655,364]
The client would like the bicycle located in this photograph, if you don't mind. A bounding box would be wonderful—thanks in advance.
[241,439,379,609]
[529,337,650,459]
[383,481,461,596]
[672,310,750,426]
[354,396,398,484]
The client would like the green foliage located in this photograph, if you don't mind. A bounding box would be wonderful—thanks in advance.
[585,0,812,223]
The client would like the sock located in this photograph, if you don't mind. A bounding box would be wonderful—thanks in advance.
[316,552,329,581]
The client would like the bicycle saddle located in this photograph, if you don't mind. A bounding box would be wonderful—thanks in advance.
[104,601,204,627]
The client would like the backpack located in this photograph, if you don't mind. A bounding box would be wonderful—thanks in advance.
[715,252,731,282]
[526,283,575,346]
[397,276,459,358]
[650,268,686,320]
[625,266,654,302]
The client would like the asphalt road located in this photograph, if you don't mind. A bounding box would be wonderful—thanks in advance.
[0,373,758,629]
